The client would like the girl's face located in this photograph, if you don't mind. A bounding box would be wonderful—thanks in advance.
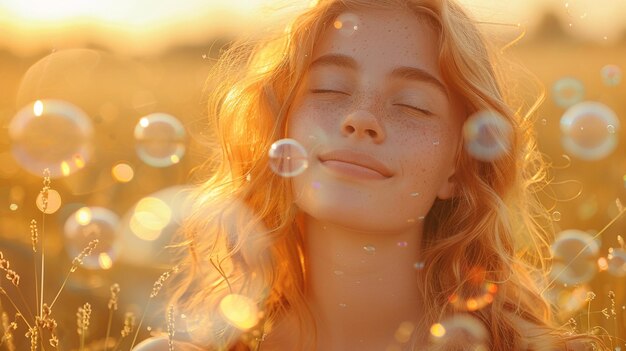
[287,8,464,233]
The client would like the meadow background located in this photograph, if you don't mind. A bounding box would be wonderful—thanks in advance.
[0,0,625,349]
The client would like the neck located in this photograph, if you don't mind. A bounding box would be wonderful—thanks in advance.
[277,214,424,350]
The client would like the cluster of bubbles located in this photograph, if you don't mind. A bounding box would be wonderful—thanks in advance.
[463,110,511,162]
[63,207,121,270]
[268,138,309,177]
[8,99,93,178]
[134,113,186,168]
[559,101,619,161]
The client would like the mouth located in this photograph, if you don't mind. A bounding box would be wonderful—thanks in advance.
[317,149,393,180]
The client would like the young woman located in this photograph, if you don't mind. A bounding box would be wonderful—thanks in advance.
[134,0,607,350]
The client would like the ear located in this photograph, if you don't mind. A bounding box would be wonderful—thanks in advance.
[436,168,457,200]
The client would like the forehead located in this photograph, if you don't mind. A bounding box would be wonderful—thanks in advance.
[311,8,441,77]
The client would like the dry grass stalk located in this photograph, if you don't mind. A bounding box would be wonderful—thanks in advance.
[30,220,38,253]
[77,302,92,351]
[167,305,175,351]
[104,284,121,351]
[1,312,18,351]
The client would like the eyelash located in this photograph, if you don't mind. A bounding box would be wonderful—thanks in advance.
[310,89,432,116]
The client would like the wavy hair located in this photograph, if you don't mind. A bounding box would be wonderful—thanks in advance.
[167,0,608,350]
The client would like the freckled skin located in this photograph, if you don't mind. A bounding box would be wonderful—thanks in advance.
[288,9,464,234]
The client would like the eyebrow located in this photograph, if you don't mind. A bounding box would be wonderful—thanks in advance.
[309,53,448,97]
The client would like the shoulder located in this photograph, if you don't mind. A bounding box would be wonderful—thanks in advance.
[132,336,205,351]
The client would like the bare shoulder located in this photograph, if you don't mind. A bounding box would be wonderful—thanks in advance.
[132,335,205,351]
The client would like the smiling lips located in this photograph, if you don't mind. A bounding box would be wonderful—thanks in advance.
[318,149,393,180]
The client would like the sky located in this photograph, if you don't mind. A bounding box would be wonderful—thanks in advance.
[0,0,625,56]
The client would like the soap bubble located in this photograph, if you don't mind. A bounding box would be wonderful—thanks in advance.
[64,207,121,270]
[552,77,585,108]
[333,13,360,37]
[8,99,93,178]
[463,110,511,162]
[600,64,622,86]
[560,101,619,161]
[607,248,626,277]
[134,113,186,168]
[551,229,599,284]
[430,314,489,350]
[268,138,308,177]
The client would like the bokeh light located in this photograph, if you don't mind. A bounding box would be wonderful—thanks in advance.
[560,101,619,161]
[219,294,260,330]
[333,12,360,37]
[550,229,600,285]
[134,113,186,168]
[268,138,308,177]
[463,110,511,162]
[430,314,489,350]
[606,247,626,277]
[111,162,134,183]
[64,206,121,269]
[8,99,93,177]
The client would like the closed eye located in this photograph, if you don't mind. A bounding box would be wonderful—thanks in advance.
[309,89,350,95]
[395,103,433,116]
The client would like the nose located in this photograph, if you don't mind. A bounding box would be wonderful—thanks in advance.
[340,109,386,143]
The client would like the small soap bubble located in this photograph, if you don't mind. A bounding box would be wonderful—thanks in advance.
[560,101,619,161]
[333,13,359,37]
[339,303,348,308]
[463,110,511,162]
[64,207,121,269]
[268,138,308,177]
[601,64,622,86]
[8,99,94,178]
[600,65,622,86]
[397,241,408,247]
[552,211,562,222]
[410,192,419,197]
[413,262,425,270]
[9,204,18,211]
[363,245,376,254]
[36,189,62,214]
[134,113,186,168]
[552,77,585,108]
[606,248,626,277]
[541,118,547,125]
[550,229,600,284]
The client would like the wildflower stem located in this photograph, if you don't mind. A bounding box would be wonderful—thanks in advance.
[0,291,31,329]
[129,299,152,350]
[104,308,113,351]
[48,271,72,310]
[40,211,45,318]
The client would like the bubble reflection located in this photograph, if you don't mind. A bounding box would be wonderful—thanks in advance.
[134,113,186,168]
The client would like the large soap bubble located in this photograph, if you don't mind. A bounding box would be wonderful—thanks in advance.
[550,229,599,285]
[9,99,93,178]
[560,101,619,161]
